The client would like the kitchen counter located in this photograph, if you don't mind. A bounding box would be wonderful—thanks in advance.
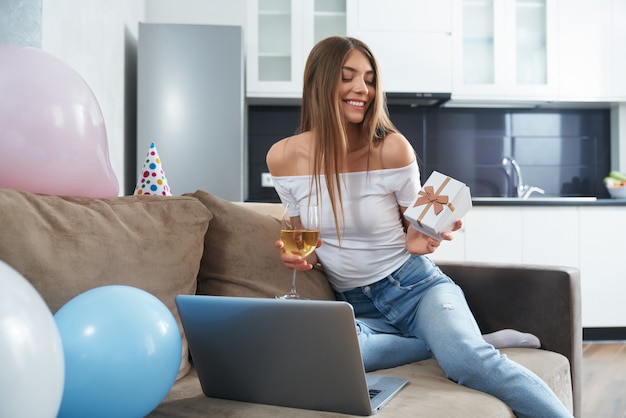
[471,197,626,206]
[250,197,626,206]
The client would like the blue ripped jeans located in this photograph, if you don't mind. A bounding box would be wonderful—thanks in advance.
[336,255,572,418]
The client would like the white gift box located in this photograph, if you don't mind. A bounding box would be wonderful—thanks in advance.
[403,171,472,240]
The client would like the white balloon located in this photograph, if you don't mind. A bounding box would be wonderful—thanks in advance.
[0,260,65,418]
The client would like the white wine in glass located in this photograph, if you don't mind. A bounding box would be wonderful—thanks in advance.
[277,203,320,300]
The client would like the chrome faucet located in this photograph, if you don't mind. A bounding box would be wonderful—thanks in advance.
[501,157,545,199]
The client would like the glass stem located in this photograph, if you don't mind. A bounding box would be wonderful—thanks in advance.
[290,269,298,294]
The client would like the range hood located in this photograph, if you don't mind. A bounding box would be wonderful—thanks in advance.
[385,92,451,107]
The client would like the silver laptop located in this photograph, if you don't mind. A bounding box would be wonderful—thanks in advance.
[175,295,408,416]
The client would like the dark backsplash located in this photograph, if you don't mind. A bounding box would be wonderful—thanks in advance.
[248,105,611,202]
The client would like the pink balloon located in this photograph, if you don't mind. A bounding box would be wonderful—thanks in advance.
[0,45,119,197]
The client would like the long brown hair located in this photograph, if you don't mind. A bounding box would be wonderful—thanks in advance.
[300,36,397,239]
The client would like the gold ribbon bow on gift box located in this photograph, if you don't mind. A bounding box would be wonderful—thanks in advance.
[414,177,456,226]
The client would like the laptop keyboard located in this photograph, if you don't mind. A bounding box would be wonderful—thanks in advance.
[368,389,382,399]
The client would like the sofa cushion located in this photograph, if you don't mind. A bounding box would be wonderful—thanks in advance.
[187,190,335,300]
[148,348,572,417]
[0,188,211,380]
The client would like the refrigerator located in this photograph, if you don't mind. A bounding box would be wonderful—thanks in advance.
[137,23,245,201]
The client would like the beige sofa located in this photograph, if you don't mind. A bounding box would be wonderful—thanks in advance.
[0,188,581,417]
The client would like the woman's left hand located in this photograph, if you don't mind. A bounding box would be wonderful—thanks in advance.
[405,220,462,255]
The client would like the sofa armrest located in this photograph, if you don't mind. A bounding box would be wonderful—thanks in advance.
[437,261,582,417]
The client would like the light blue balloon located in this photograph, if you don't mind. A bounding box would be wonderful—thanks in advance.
[54,285,181,418]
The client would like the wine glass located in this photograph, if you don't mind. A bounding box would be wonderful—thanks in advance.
[277,203,320,300]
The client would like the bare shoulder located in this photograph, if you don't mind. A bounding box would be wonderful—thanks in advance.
[266,132,312,176]
[377,132,416,169]
[266,136,293,176]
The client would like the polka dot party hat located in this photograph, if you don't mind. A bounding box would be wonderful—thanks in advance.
[134,142,172,196]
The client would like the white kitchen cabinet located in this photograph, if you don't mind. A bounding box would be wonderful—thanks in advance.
[553,0,626,101]
[451,0,559,101]
[463,207,525,263]
[520,207,579,267]
[348,0,451,32]
[557,0,614,100]
[611,0,626,100]
[428,207,524,264]
[578,207,626,327]
[418,203,626,328]
[434,206,578,266]
[346,0,453,93]
[246,0,347,98]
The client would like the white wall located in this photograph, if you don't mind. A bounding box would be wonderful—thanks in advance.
[41,0,145,195]
[0,0,41,47]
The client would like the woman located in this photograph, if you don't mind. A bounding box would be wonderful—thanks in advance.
[267,36,572,418]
